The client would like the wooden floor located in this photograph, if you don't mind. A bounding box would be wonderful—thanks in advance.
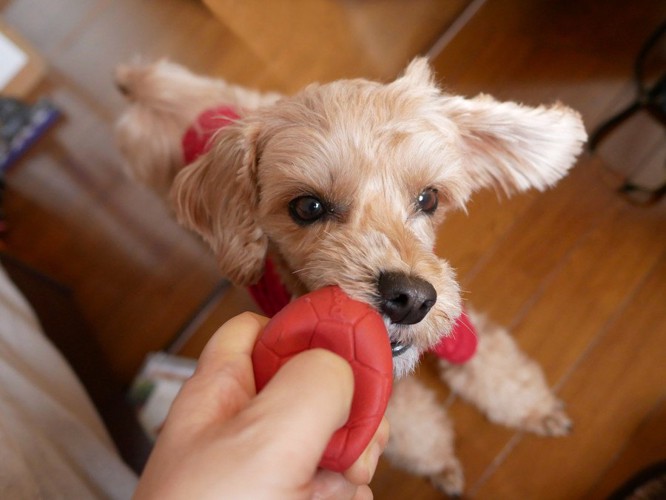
[3,0,665,498]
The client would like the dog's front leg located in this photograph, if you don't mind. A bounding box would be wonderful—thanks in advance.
[384,375,465,496]
[439,311,571,435]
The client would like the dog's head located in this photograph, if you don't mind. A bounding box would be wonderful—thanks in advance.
[172,58,586,376]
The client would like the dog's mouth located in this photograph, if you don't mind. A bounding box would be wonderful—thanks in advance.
[390,340,412,357]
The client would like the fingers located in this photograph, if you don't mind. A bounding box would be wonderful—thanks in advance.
[164,312,269,433]
[193,312,387,487]
[197,311,269,375]
[310,416,388,500]
[310,471,375,500]
[239,348,355,482]
[343,416,389,485]
[309,470,361,500]
[141,311,388,500]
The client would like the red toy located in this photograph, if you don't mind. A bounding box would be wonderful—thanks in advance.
[252,286,393,472]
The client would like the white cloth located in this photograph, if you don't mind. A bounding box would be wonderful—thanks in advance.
[0,265,137,499]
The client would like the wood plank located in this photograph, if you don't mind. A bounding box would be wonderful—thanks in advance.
[373,453,447,500]
[585,396,666,499]
[514,203,666,382]
[204,0,472,87]
[445,184,666,490]
[474,252,666,498]
[176,285,261,359]
[458,159,614,326]
[435,189,539,280]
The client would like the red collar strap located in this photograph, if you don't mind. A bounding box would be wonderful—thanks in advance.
[247,258,293,318]
[182,107,477,365]
[430,309,477,364]
[182,106,241,164]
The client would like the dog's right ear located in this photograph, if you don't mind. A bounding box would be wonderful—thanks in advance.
[442,94,587,195]
[171,123,268,286]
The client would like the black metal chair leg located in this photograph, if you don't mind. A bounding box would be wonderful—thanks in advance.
[587,100,643,152]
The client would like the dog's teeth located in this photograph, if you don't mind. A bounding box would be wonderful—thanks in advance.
[391,342,411,357]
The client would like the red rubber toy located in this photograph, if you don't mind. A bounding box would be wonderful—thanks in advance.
[252,286,393,472]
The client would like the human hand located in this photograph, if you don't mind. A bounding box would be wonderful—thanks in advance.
[134,312,389,500]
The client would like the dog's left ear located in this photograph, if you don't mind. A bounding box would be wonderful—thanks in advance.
[171,122,268,286]
[444,93,587,194]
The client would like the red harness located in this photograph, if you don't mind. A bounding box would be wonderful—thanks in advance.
[182,106,477,364]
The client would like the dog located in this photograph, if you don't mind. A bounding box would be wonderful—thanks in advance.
[115,58,586,495]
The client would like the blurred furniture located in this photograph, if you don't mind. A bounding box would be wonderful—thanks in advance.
[0,252,151,473]
[589,22,666,204]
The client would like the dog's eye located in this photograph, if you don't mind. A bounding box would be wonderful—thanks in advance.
[417,188,439,214]
[289,195,327,224]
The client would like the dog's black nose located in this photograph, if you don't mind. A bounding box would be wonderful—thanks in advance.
[377,272,437,325]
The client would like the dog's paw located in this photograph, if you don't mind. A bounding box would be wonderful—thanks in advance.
[429,459,464,497]
[440,313,574,436]
[520,400,572,436]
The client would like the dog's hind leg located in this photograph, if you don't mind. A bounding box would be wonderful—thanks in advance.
[439,311,571,436]
[384,375,465,496]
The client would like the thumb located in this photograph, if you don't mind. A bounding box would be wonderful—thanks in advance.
[241,349,354,481]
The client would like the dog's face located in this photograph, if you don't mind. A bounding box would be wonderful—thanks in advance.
[173,58,586,376]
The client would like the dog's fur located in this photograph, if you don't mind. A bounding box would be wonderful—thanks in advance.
[115,58,586,495]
